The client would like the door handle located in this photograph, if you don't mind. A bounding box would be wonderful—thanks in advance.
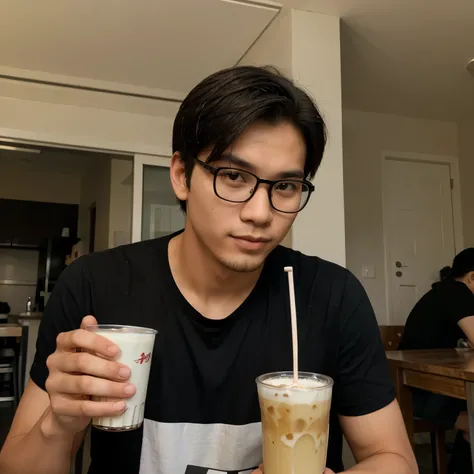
[395,261,407,268]
[396,271,403,277]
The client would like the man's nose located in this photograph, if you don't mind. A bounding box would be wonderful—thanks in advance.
[239,185,273,226]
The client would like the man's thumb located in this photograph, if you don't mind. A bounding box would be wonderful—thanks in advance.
[81,315,98,330]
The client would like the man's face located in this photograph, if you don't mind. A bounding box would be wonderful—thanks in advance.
[175,121,306,273]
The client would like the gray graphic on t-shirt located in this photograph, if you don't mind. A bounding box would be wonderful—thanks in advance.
[140,419,262,474]
[184,466,255,474]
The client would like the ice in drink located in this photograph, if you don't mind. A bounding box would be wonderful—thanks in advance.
[256,371,333,474]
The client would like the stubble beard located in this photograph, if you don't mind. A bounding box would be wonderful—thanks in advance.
[218,253,267,273]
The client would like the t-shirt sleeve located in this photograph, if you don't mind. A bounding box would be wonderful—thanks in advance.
[334,273,396,417]
[447,283,474,323]
[30,256,91,391]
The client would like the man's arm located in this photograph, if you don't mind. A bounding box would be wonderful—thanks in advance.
[0,379,85,474]
[340,400,418,474]
[458,316,474,346]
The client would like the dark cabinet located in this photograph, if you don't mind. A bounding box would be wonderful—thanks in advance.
[0,199,78,248]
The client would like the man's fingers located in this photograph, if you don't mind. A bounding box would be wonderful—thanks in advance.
[50,395,127,418]
[56,329,120,358]
[46,373,136,398]
[81,315,98,330]
[53,351,131,382]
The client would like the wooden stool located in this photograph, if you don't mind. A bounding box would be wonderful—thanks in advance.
[0,348,19,408]
[414,418,446,474]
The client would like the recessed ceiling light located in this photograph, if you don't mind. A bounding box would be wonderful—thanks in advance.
[468,58,474,73]
[0,144,41,153]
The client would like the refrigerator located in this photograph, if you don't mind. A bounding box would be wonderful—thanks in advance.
[35,237,76,311]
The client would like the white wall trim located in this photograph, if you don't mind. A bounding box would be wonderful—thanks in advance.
[0,128,171,157]
[220,0,282,11]
[381,150,464,323]
[132,154,171,243]
[0,66,185,102]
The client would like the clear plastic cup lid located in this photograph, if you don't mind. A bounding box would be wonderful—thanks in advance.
[85,324,157,335]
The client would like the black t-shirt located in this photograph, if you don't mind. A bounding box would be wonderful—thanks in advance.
[398,279,474,350]
[30,235,395,474]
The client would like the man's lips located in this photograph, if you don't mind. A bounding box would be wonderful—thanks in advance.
[232,235,271,243]
[231,235,271,251]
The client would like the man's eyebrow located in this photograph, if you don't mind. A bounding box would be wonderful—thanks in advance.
[210,154,257,172]
[210,154,305,179]
[278,169,305,179]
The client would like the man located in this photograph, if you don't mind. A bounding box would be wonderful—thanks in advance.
[399,248,474,474]
[0,66,417,474]
[65,238,84,267]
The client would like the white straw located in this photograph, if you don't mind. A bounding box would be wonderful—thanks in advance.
[284,266,298,385]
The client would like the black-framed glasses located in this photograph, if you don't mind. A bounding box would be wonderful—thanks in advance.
[195,158,314,213]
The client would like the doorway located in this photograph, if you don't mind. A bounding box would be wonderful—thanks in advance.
[382,152,463,325]
[132,155,184,243]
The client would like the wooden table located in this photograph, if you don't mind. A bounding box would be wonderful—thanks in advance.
[387,349,474,471]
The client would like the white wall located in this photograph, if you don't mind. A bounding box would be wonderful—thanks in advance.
[291,10,345,265]
[239,10,293,76]
[343,109,459,324]
[239,9,345,266]
[78,157,112,252]
[459,119,474,247]
[108,158,133,248]
[0,160,81,204]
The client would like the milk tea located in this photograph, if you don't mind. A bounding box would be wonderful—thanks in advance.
[257,372,333,474]
[86,325,157,432]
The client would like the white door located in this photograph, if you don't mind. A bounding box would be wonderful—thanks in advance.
[383,158,456,325]
[132,155,185,243]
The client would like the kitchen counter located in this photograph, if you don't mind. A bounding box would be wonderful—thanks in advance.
[10,312,43,320]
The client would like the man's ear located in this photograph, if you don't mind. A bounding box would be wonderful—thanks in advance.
[170,152,189,202]
[467,271,474,285]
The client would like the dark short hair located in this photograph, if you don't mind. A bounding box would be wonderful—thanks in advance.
[451,248,474,279]
[172,65,327,212]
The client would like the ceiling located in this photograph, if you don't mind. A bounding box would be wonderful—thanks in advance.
[0,0,278,94]
[0,0,472,121]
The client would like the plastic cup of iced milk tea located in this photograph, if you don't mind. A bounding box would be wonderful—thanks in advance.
[86,324,157,431]
[256,371,333,474]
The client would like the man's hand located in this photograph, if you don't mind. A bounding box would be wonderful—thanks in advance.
[45,315,136,435]
[252,466,334,473]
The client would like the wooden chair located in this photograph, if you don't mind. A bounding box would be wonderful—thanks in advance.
[379,325,447,474]
[379,325,404,351]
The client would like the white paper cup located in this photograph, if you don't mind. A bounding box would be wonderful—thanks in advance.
[86,324,157,431]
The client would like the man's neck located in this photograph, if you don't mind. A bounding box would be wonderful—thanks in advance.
[168,229,263,319]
